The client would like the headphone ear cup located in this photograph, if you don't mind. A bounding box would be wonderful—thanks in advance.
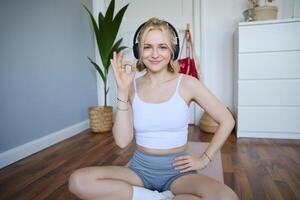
[133,43,139,59]
[173,44,180,60]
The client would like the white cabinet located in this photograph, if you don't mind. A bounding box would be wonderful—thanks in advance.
[233,18,300,139]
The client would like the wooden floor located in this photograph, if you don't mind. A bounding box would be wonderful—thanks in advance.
[0,125,299,200]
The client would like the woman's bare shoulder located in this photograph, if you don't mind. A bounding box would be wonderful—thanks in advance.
[178,74,198,104]
[181,74,203,92]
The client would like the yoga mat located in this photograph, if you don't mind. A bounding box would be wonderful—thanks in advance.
[187,142,224,183]
[125,142,224,183]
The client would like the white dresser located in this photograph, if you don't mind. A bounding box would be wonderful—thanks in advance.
[233,18,300,139]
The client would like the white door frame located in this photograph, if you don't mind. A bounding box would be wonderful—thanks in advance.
[92,0,106,106]
[92,0,204,124]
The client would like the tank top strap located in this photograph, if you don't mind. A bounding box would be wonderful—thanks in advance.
[175,74,183,92]
[133,78,137,92]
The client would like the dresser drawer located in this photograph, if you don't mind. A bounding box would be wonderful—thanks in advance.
[239,51,300,79]
[237,106,300,133]
[239,21,300,53]
[238,80,300,106]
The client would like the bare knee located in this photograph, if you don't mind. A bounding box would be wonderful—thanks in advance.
[195,184,238,200]
[68,168,92,199]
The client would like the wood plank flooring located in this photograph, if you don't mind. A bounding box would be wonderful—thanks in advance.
[0,125,299,200]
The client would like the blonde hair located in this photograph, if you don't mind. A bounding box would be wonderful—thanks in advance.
[135,18,180,73]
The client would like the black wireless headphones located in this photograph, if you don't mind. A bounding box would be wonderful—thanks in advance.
[132,20,180,60]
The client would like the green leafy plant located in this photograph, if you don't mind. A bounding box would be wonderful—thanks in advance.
[83,0,129,106]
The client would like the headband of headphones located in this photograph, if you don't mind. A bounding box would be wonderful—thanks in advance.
[132,20,180,60]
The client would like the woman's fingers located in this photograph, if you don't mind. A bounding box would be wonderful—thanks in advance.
[110,59,117,75]
[174,163,192,171]
[111,52,117,71]
[179,166,193,173]
[113,51,117,64]
[111,51,136,79]
[173,160,190,167]
[118,50,124,65]
[132,63,136,71]
[112,51,122,72]
[130,63,136,77]
[113,51,125,71]
[174,156,189,161]
[173,155,193,172]
[121,61,135,74]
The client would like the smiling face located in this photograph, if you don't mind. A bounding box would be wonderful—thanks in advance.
[140,29,172,73]
[135,18,180,73]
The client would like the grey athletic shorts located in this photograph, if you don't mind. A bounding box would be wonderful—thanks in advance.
[129,149,197,192]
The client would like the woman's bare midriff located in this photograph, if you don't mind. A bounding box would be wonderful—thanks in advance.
[136,143,188,155]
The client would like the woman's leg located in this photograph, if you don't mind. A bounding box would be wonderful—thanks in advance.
[170,173,239,200]
[174,194,202,200]
[68,166,143,200]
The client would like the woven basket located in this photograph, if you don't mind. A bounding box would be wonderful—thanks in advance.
[88,106,113,133]
[199,111,219,134]
[199,108,236,134]
[254,6,278,21]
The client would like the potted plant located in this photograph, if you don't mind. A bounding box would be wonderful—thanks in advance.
[83,0,128,133]
[253,0,278,21]
[244,0,277,21]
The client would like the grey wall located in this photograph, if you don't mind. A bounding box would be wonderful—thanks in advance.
[0,0,97,153]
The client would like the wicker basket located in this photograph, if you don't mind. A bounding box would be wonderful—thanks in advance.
[88,106,113,133]
[254,6,278,21]
[199,111,219,134]
[199,107,236,134]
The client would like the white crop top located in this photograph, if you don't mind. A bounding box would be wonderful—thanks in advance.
[132,74,189,149]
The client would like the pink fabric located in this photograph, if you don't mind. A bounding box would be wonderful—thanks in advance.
[178,58,199,79]
[178,29,200,80]
[125,142,224,183]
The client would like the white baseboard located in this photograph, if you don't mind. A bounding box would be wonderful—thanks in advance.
[237,131,300,139]
[0,120,89,169]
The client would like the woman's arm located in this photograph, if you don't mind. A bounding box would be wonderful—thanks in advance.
[110,51,136,149]
[187,76,235,159]
[112,88,134,148]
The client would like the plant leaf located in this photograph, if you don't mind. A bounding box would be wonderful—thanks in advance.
[113,38,123,50]
[106,38,123,65]
[104,38,123,72]
[83,0,129,106]
[82,5,105,68]
[105,0,115,21]
[99,21,111,66]
[116,46,127,52]
[111,4,129,44]
[88,57,106,82]
[104,39,127,73]
[100,3,129,65]
[106,46,126,76]
[98,12,104,28]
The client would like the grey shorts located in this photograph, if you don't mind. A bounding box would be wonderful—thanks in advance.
[129,149,197,192]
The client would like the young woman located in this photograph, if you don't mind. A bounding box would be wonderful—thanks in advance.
[69,18,239,200]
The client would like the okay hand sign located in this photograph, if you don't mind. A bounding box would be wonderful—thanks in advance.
[110,51,136,93]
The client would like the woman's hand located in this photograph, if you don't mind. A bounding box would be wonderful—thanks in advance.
[173,154,210,173]
[111,51,136,93]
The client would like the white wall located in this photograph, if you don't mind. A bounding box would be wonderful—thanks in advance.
[0,0,96,168]
[97,0,300,118]
[201,0,300,110]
